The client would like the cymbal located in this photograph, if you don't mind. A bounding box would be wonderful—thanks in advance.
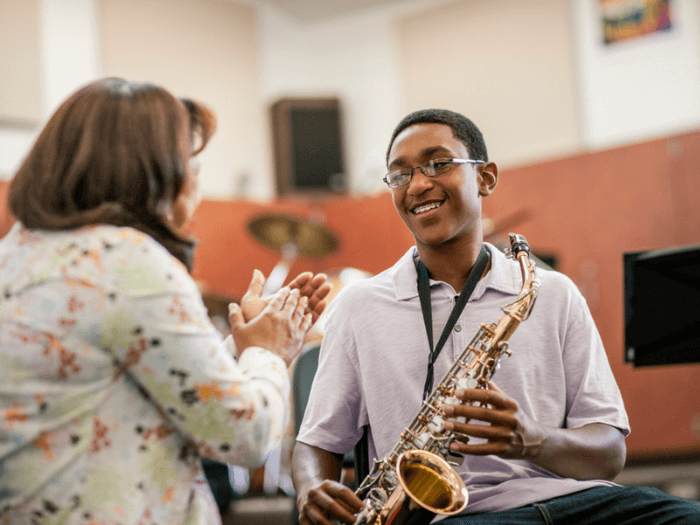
[247,213,340,259]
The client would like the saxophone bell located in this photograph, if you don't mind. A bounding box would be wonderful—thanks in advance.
[375,450,468,525]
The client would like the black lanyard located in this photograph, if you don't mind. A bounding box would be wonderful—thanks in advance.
[417,245,489,401]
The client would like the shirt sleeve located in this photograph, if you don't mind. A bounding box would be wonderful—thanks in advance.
[102,249,290,468]
[561,289,630,436]
[296,296,365,455]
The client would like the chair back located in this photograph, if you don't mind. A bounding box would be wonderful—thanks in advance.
[291,343,368,485]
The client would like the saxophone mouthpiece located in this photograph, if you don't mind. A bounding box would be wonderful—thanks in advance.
[508,233,530,256]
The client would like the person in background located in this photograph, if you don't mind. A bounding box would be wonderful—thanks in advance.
[0,77,330,525]
[291,108,700,524]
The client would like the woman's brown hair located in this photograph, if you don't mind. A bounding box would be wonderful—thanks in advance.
[9,77,216,270]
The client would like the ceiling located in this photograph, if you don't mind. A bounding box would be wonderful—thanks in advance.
[254,0,411,22]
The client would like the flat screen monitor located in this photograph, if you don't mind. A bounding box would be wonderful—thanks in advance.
[624,244,700,367]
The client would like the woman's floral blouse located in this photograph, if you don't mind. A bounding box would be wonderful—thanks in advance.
[0,223,290,525]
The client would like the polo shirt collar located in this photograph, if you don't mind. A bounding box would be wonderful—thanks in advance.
[392,242,523,301]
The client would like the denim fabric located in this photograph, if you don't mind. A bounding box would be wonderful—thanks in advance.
[441,486,700,525]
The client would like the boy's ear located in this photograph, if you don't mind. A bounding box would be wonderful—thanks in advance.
[479,162,498,197]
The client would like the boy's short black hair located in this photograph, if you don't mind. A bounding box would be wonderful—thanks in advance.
[386,109,488,164]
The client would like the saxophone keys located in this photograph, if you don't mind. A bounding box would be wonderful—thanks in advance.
[480,322,497,335]
[498,341,512,357]
[413,431,433,449]
[444,435,466,465]
[456,377,479,390]
[381,470,398,491]
[436,384,453,395]
[446,450,465,466]
[427,415,446,433]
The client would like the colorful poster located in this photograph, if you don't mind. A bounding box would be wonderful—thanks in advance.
[601,0,672,45]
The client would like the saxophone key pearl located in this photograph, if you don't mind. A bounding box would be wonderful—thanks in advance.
[413,432,431,449]
[427,416,446,433]
[456,377,479,390]
[443,396,458,405]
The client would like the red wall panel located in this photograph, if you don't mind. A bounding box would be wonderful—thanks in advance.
[483,132,700,460]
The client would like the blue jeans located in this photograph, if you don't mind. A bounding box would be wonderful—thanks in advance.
[440,486,700,524]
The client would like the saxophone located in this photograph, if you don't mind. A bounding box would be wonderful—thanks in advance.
[352,234,541,525]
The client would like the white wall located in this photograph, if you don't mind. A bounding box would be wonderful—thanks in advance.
[257,0,458,197]
[0,0,100,180]
[0,129,36,179]
[42,0,101,117]
[395,0,581,169]
[3,0,700,191]
[573,0,700,149]
[97,0,268,201]
[0,0,41,125]
[257,5,401,197]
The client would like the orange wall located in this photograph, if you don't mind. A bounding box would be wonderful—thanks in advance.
[2,129,699,460]
[187,193,415,299]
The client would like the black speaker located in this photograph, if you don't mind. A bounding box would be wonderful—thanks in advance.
[624,244,700,367]
[270,97,346,196]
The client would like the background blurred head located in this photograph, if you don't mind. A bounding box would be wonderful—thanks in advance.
[9,77,216,270]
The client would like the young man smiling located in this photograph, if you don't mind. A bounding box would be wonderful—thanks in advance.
[291,109,700,525]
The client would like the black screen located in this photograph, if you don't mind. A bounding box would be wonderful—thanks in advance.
[289,107,344,192]
[624,244,700,367]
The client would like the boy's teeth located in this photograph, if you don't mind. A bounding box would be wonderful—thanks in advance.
[414,202,441,214]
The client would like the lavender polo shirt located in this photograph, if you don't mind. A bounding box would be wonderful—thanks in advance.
[297,243,630,514]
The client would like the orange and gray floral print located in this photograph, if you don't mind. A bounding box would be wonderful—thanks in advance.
[0,224,290,525]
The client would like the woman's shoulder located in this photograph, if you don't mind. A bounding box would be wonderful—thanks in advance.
[23,224,193,293]
[53,224,184,271]
[89,225,196,294]
[3,223,168,254]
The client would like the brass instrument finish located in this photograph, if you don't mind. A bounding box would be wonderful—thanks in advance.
[352,234,540,525]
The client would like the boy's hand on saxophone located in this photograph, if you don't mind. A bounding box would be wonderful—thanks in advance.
[443,382,626,481]
[442,382,540,460]
[293,442,364,525]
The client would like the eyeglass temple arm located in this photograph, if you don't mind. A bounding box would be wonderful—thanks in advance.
[452,158,485,165]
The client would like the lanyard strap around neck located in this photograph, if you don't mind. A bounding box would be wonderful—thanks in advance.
[417,245,489,401]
